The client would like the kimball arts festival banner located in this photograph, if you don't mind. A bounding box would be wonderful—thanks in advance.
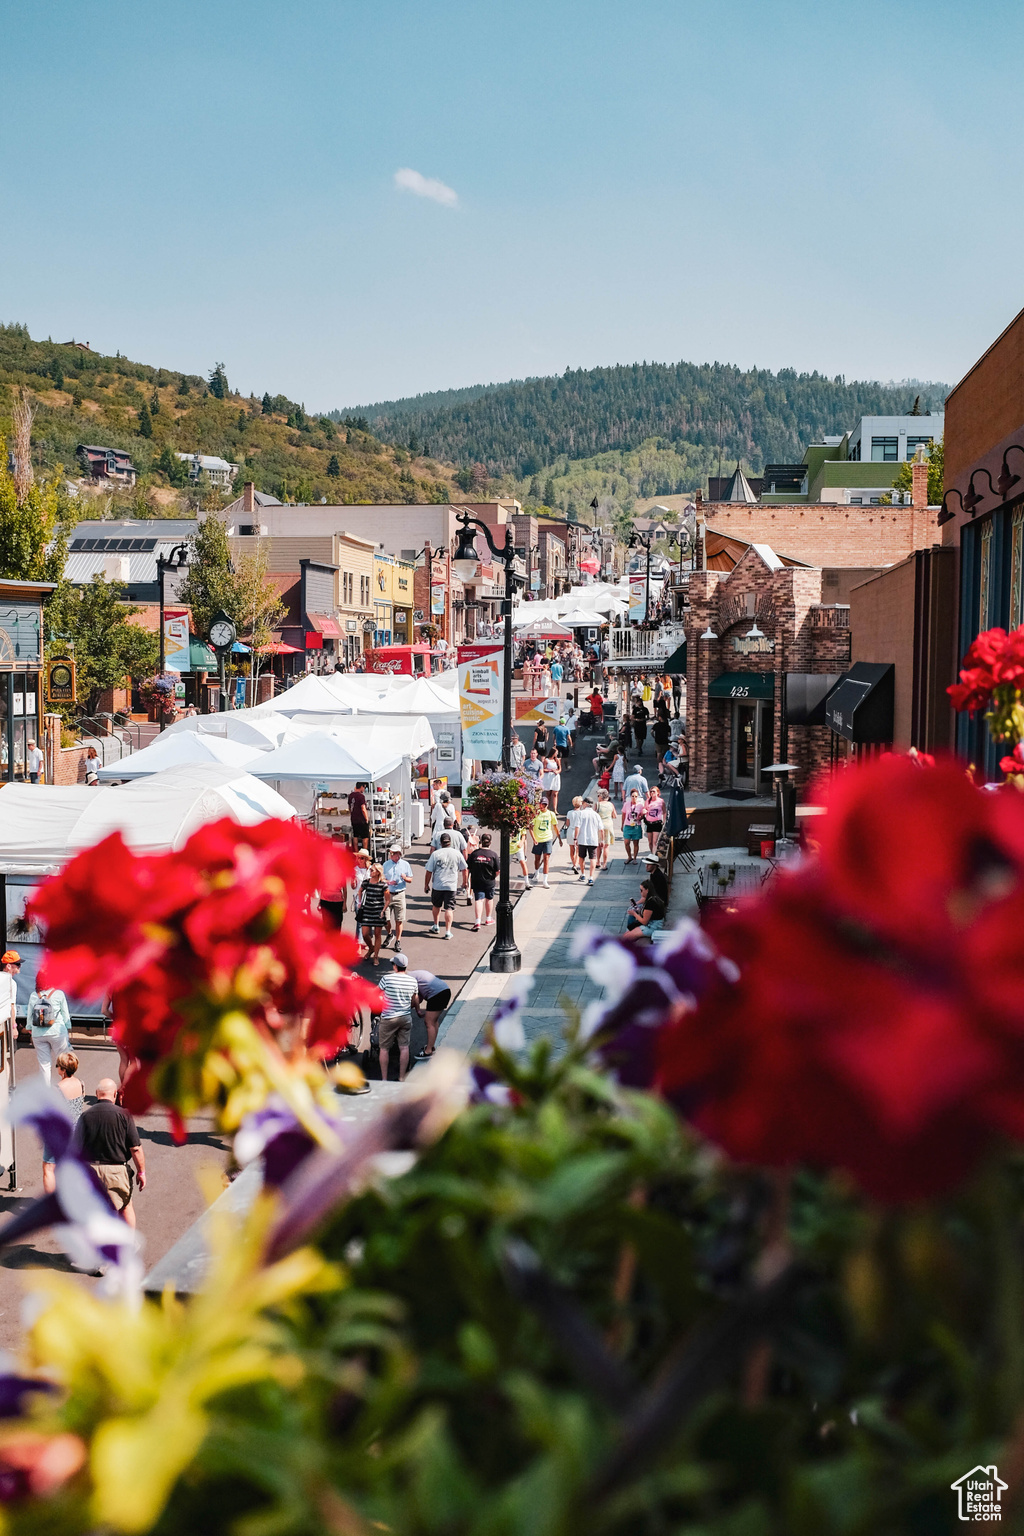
[458,643,504,762]
[629,577,646,623]
[163,607,191,674]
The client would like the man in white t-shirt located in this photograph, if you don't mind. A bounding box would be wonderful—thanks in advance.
[423,834,468,939]
[575,800,603,885]
[430,792,459,834]
[26,742,43,783]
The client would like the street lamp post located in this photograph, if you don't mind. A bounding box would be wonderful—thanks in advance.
[157,543,190,730]
[629,529,653,621]
[452,511,523,973]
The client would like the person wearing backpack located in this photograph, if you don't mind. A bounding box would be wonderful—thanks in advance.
[27,983,71,1084]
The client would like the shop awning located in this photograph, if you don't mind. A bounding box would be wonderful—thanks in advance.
[662,642,687,674]
[708,671,774,700]
[785,672,844,726]
[307,613,342,639]
[826,662,895,743]
[189,639,218,671]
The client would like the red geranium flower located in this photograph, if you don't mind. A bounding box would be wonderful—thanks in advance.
[30,820,380,1126]
[656,757,1024,1201]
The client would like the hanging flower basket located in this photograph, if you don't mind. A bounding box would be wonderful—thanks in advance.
[465,771,542,835]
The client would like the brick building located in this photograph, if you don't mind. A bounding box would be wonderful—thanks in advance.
[939,302,1024,777]
[697,489,938,568]
[685,546,852,795]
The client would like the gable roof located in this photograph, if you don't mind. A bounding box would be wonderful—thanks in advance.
[950,1466,1007,1488]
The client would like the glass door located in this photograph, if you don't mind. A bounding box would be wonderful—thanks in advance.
[732,702,758,789]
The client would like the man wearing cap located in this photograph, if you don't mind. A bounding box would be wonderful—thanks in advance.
[423,832,467,939]
[623,765,649,800]
[376,953,419,1082]
[381,844,413,952]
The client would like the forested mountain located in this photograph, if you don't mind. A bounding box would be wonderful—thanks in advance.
[0,324,454,514]
[346,361,948,484]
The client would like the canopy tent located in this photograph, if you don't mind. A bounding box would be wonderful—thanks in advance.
[0,764,297,876]
[558,608,609,628]
[513,618,573,639]
[96,731,260,781]
[161,708,305,749]
[272,674,354,716]
[247,715,435,837]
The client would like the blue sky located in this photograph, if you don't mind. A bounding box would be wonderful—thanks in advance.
[2,0,1022,410]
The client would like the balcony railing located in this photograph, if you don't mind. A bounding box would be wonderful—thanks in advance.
[610,623,687,663]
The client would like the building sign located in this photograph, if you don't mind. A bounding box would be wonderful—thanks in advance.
[629,578,646,622]
[431,584,446,615]
[732,635,775,654]
[531,571,540,590]
[45,657,76,704]
[413,609,425,622]
[458,643,503,761]
[163,606,190,674]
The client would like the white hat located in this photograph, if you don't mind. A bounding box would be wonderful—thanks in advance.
[389,844,402,855]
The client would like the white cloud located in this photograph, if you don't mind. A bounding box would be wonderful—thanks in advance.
[394,167,458,208]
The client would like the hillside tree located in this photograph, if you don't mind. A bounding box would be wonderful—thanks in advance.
[0,446,70,584]
[208,363,229,400]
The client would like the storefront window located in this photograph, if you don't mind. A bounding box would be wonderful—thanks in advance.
[1012,508,1024,630]
[980,520,994,632]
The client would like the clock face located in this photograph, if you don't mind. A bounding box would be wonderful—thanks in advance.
[210,621,234,648]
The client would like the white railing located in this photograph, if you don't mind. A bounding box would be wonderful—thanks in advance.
[610,623,686,663]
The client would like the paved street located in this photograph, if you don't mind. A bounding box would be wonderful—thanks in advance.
[0,683,663,1340]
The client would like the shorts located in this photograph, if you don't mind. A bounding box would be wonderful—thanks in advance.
[645,820,663,832]
[92,1162,133,1211]
[350,820,369,840]
[533,840,552,857]
[624,825,642,842]
[577,844,597,861]
[422,987,452,1014]
[387,891,407,924]
[378,1012,412,1050]
[472,882,495,900]
[432,888,457,910]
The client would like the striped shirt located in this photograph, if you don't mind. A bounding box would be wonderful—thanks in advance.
[379,972,418,1018]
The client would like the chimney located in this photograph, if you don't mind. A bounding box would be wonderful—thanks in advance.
[242,481,256,514]
[911,446,929,511]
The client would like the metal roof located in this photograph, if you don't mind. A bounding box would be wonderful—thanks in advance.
[68,519,197,544]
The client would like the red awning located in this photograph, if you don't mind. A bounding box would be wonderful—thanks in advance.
[308,613,342,638]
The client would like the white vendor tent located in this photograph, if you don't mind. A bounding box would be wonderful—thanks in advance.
[277,672,461,786]
[513,617,573,638]
[161,707,303,749]
[559,608,609,627]
[96,732,259,781]
[247,716,435,843]
[272,674,354,716]
[0,764,297,876]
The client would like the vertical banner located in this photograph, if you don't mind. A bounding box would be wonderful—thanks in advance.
[629,578,646,623]
[458,643,504,762]
[431,584,446,615]
[164,606,191,673]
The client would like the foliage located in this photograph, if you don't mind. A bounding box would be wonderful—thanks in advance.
[0,443,71,584]
[44,575,159,716]
[177,515,284,649]
[465,771,543,834]
[949,624,1024,741]
[349,361,948,482]
[0,324,456,508]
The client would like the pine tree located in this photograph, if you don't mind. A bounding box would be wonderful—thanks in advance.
[327,455,341,478]
[177,375,190,397]
[544,478,556,506]
[262,392,273,415]
[237,409,247,432]
[49,357,64,391]
[150,390,160,415]
[138,400,153,438]
[208,363,228,400]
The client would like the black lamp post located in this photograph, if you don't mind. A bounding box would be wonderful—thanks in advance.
[157,542,190,728]
[208,610,237,713]
[452,511,523,973]
[629,528,653,621]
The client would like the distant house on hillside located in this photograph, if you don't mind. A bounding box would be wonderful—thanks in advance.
[633,511,678,543]
[76,444,137,486]
[175,453,239,490]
